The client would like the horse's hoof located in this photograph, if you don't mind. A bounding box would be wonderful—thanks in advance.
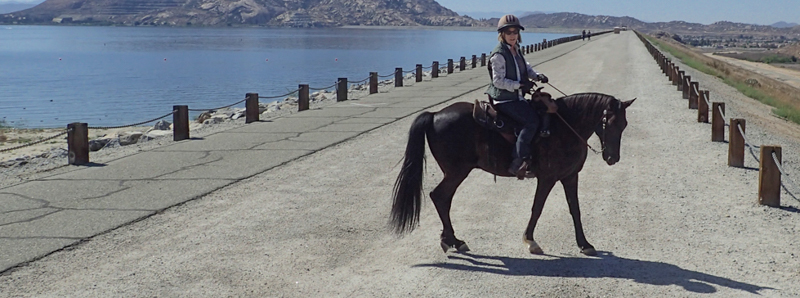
[440,241,470,253]
[440,241,451,253]
[523,237,544,255]
[581,247,597,256]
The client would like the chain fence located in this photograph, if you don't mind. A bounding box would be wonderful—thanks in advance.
[0,129,70,154]
[639,30,799,204]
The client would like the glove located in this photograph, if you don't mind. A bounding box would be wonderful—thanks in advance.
[537,74,549,84]
[520,80,535,94]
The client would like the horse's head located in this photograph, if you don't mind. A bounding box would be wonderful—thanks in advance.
[595,98,636,165]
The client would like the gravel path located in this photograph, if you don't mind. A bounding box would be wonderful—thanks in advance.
[0,31,798,297]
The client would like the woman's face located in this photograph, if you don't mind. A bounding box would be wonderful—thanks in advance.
[503,28,519,45]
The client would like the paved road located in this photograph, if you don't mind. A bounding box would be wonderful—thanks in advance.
[1,31,798,297]
[0,34,591,273]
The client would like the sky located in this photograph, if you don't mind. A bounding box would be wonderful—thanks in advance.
[1,0,797,26]
[437,0,799,26]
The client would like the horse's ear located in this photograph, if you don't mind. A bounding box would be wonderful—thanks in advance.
[622,98,636,109]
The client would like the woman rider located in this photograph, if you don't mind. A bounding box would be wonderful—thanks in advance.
[485,14,549,178]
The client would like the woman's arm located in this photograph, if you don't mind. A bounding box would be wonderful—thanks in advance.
[490,53,521,92]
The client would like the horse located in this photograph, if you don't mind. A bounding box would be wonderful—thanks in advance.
[390,92,635,256]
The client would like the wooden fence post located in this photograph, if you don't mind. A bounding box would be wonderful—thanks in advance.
[416,64,422,82]
[369,72,378,94]
[447,59,454,74]
[67,122,89,165]
[689,82,699,109]
[432,61,439,78]
[698,90,709,123]
[471,55,477,69]
[728,118,746,167]
[173,105,189,141]
[395,68,403,87]
[298,85,309,111]
[668,63,674,82]
[759,145,782,207]
[675,69,683,87]
[337,78,347,102]
[712,102,725,142]
[459,57,465,71]
[245,93,259,123]
[682,76,691,99]
[481,54,486,67]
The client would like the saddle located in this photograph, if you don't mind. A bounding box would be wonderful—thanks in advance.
[472,88,556,144]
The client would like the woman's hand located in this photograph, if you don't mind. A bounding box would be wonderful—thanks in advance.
[537,74,549,84]
[520,80,535,94]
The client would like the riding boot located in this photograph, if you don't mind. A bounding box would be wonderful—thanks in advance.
[508,158,530,180]
[539,113,551,138]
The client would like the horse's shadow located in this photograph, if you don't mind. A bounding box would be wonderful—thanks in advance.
[414,251,771,294]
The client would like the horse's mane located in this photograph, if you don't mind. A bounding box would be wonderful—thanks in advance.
[556,92,619,119]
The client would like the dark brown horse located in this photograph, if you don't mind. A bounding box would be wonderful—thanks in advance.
[391,92,635,256]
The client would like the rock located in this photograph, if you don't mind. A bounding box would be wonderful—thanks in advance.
[118,131,144,146]
[153,120,171,130]
[203,117,224,125]
[145,130,173,139]
[196,112,213,123]
[231,110,245,120]
[89,138,112,151]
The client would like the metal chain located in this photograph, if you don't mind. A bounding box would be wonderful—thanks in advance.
[377,73,395,78]
[310,82,337,91]
[717,104,727,120]
[89,111,175,130]
[772,151,800,203]
[347,77,370,84]
[0,129,69,153]
[258,88,302,100]
[188,97,247,112]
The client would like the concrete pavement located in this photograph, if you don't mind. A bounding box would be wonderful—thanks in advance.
[0,34,600,273]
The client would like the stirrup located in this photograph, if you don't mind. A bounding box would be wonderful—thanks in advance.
[539,130,551,138]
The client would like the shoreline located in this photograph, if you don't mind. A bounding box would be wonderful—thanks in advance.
[0,71,432,187]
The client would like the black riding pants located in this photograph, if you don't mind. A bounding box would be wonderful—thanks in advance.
[494,99,540,160]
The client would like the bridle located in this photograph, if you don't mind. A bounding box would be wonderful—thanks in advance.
[544,83,608,155]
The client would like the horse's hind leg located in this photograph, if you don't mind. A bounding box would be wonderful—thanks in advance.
[561,173,596,256]
[430,170,471,253]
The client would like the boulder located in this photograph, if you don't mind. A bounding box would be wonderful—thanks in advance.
[153,120,171,130]
[89,138,112,151]
[118,131,144,146]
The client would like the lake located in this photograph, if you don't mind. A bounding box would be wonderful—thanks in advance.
[0,26,569,128]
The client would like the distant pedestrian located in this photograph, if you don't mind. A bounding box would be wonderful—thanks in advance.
[588,30,591,40]
[582,30,586,41]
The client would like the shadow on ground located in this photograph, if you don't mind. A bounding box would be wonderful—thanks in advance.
[414,251,770,294]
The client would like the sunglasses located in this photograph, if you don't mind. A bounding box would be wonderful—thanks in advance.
[505,29,520,35]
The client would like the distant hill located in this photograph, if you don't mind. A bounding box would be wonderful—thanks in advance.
[457,10,547,21]
[0,0,486,27]
[512,12,800,37]
[772,21,799,28]
[0,2,38,14]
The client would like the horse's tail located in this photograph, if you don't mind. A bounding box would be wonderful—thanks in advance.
[391,111,434,235]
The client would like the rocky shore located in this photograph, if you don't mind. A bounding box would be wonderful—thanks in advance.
[0,70,434,188]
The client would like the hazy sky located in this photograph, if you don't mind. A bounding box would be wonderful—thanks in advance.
[438,0,799,25]
[2,0,797,26]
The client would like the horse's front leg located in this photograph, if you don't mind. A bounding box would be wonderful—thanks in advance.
[561,172,597,256]
[523,178,557,254]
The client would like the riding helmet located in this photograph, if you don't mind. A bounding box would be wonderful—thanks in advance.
[497,14,525,32]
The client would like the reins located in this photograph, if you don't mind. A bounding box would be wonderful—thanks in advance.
[545,83,604,155]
